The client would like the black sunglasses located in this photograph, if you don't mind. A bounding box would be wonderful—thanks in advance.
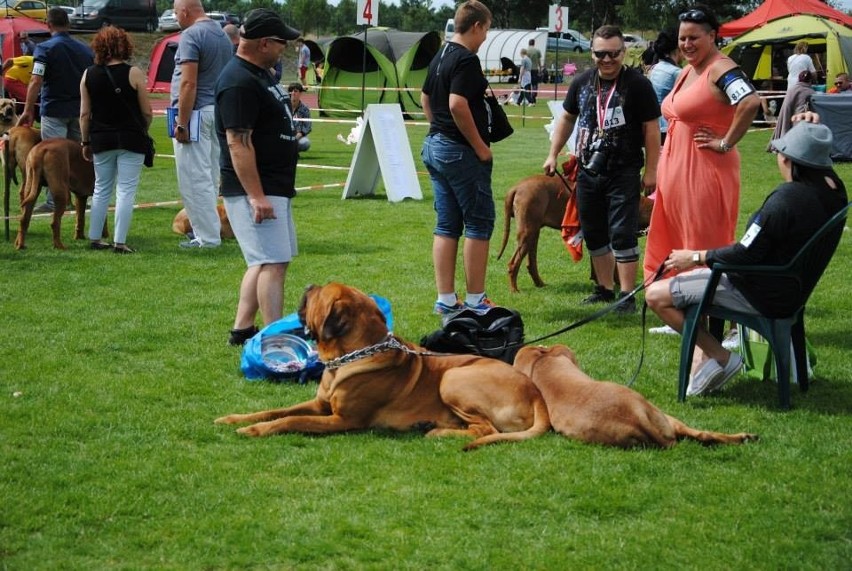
[592,49,623,60]
[679,9,708,23]
[835,81,844,86]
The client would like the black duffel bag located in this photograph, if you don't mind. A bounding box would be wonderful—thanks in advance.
[420,307,524,364]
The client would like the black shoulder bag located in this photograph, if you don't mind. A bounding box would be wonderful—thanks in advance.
[102,65,155,168]
[485,85,514,143]
[420,307,525,364]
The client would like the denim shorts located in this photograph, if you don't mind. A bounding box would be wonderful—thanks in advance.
[576,167,640,261]
[421,133,494,240]
[224,195,297,267]
[670,269,759,314]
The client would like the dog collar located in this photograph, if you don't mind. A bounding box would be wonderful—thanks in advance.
[322,334,407,370]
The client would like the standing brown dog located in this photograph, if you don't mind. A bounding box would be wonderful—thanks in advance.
[514,344,758,448]
[497,174,655,293]
[4,126,41,202]
[15,138,97,250]
[216,282,550,451]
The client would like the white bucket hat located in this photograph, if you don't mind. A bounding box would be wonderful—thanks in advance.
[771,121,834,168]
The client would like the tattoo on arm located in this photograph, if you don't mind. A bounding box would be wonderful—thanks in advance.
[231,128,252,148]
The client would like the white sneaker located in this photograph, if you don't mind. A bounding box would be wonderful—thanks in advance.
[707,352,743,393]
[722,329,740,350]
[649,325,678,335]
[687,359,723,396]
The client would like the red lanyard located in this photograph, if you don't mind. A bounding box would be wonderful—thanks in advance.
[596,79,617,135]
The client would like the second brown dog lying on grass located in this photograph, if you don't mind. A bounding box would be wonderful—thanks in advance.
[172,204,234,240]
[514,344,758,448]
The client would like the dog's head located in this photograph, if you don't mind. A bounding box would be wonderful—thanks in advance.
[513,344,578,375]
[0,98,18,133]
[298,282,388,359]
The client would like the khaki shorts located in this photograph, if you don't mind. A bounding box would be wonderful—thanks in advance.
[224,195,297,267]
[669,268,759,314]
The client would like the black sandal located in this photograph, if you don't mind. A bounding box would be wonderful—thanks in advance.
[90,241,111,251]
[228,325,259,346]
[113,244,136,254]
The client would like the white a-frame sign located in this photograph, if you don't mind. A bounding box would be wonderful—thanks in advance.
[342,104,423,202]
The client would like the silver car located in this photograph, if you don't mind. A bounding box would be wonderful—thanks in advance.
[546,29,590,53]
[158,8,179,32]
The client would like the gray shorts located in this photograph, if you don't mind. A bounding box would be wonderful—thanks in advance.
[223,195,297,267]
[669,268,759,314]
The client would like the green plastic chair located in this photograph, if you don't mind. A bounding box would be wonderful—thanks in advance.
[678,202,850,409]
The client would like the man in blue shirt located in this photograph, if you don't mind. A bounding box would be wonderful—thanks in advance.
[17,8,94,213]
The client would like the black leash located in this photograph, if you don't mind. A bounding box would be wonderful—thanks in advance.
[521,261,668,387]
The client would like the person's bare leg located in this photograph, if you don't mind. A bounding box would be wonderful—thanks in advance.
[433,234,459,295]
[646,280,732,372]
[462,236,490,295]
[257,262,287,326]
[591,252,616,291]
[233,265,261,330]
[616,260,637,294]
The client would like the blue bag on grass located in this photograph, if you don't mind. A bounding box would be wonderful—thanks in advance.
[240,294,394,382]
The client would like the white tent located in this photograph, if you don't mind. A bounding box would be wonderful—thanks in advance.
[476,29,547,74]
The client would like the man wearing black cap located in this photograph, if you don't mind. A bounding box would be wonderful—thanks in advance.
[215,8,302,346]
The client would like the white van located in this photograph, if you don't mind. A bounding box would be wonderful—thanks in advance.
[444,18,454,42]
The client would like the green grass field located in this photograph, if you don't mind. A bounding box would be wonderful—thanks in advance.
[1,101,850,569]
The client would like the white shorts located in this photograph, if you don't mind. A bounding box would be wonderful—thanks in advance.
[223,195,297,267]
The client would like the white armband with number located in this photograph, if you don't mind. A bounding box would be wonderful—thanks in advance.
[715,68,756,105]
[32,61,45,77]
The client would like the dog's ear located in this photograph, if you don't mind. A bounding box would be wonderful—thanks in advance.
[320,300,350,342]
[297,285,317,338]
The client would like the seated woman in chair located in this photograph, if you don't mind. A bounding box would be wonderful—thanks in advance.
[646,115,847,397]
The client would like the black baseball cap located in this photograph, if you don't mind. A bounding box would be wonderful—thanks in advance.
[240,8,300,41]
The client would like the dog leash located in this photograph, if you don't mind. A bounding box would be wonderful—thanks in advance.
[521,262,667,387]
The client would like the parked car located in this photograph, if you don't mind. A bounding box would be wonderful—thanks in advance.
[52,4,75,15]
[1,0,47,20]
[623,34,648,49]
[207,11,240,27]
[546,29,590,53]
[158,8,179,32]
[71,0,158,32]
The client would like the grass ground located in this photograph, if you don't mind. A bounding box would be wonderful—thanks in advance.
[0,96,850,569]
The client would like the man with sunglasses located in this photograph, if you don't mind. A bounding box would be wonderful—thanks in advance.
[170,0,234,249]
[544,25,661,313]
[827,72,851,94]
[215,8,302,346]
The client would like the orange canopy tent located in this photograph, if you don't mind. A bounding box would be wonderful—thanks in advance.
[719,0,852,37]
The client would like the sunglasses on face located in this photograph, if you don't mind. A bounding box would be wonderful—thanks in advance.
[835,81,845,86]
[592,49,623,60]
[679,9,708,23]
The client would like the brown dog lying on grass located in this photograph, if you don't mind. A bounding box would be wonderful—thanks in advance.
[513,344,758,448]
[497,173,654,293]
[172,204,234,239]
[15,138,97,250]
[216,282,550,451]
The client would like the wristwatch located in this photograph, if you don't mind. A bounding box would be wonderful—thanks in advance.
[692,251,701,265]
[719,139,732,153]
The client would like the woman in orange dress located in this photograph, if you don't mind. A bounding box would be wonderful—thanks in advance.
[643,6,760,281]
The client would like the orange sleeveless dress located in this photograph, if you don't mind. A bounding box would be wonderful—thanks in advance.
[643,57,741,280]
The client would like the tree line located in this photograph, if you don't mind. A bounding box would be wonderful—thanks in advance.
[156,0,843,37]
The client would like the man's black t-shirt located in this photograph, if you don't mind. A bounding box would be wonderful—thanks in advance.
[422,42,489,147]
[215,56,298,198]
[564,66,660,172]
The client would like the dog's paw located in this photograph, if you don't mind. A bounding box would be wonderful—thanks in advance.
[214,414,246,425]
[741,433,759,444]
[236,424,266,437]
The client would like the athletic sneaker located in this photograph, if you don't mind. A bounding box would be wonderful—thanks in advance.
[614,292,636,314]
[180,238,219,249]
[463,296,496,313]
[687,359,724,397]
[434,299,463,316]
[707,352,743,393]
[582,285,615,305]
[649,325,678,335]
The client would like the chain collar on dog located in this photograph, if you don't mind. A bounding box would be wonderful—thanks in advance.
[322,334,447,370]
